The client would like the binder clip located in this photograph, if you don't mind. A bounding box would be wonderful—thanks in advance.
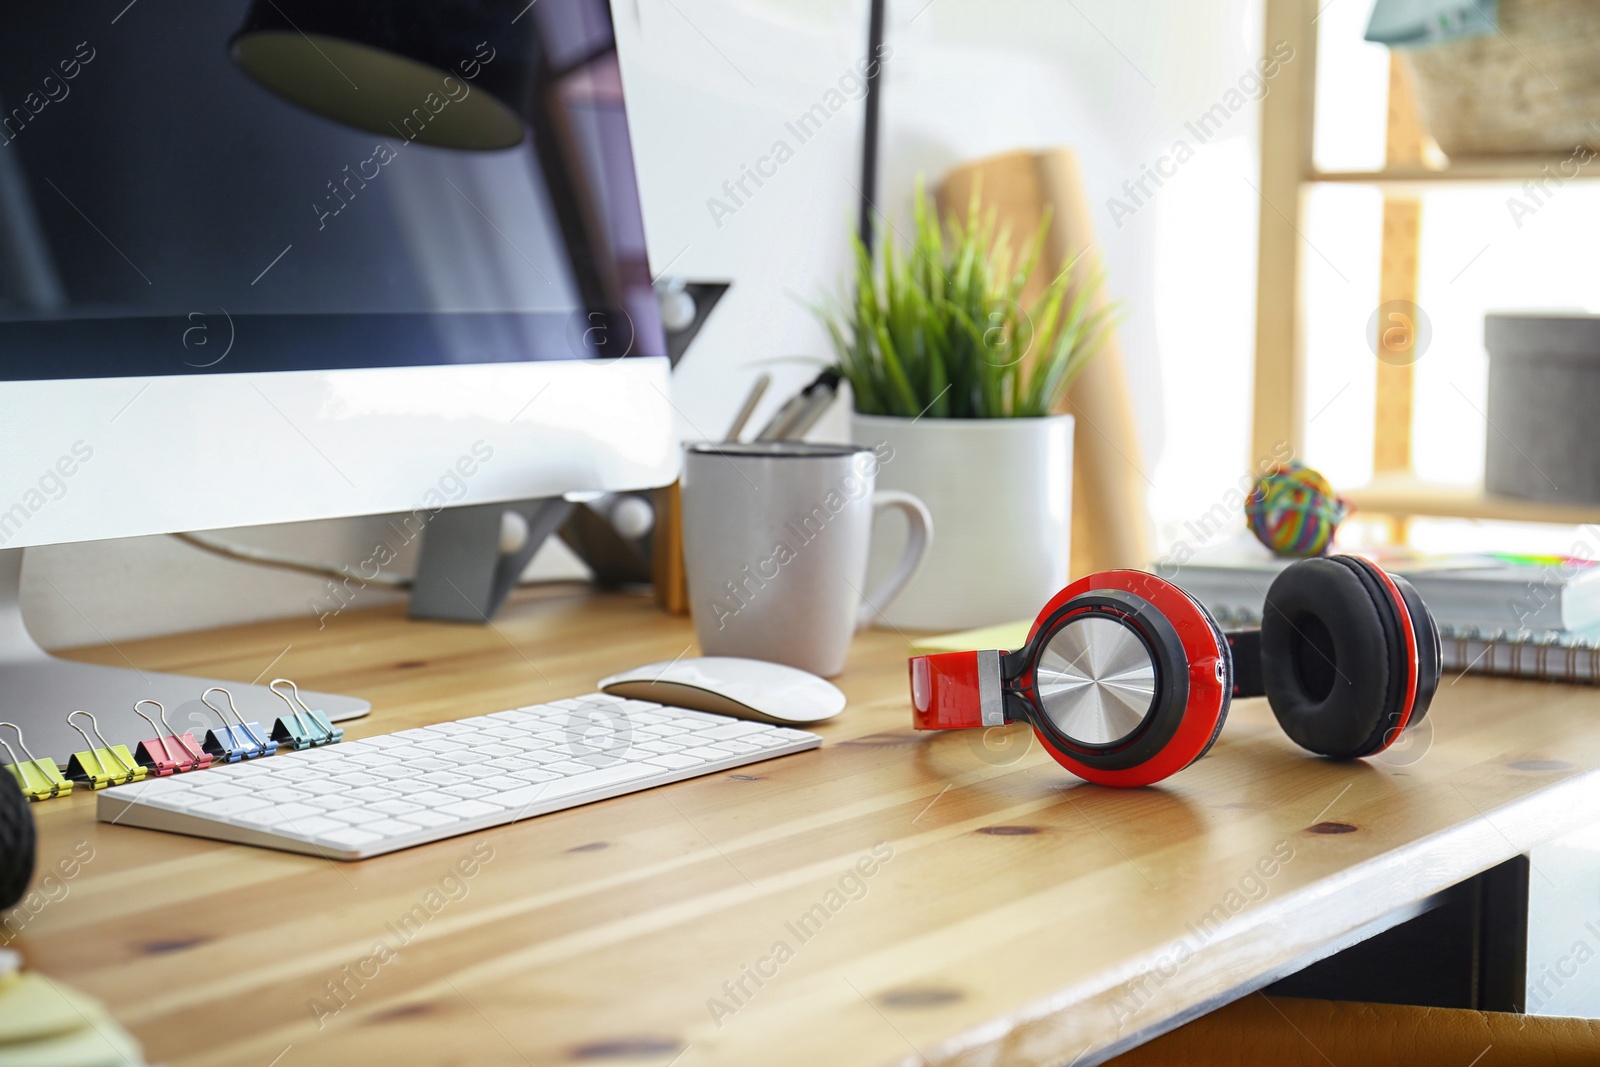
[200,687,277,763]
[268,679,342,751]
[65,711,146,790]
[132,699,212,776]
[0,722,72,801]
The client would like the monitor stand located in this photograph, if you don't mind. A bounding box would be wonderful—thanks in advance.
[0,548,370,763]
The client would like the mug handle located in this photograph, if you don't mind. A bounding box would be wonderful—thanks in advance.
[855,490,933,632]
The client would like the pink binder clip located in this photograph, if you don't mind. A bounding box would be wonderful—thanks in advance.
[132,699,212,776]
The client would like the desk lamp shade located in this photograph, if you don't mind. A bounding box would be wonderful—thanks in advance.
[230,0,537,150]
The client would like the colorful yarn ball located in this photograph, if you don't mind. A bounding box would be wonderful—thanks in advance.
[1246,462,1349,558]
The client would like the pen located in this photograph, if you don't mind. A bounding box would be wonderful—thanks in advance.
[778,372,841,440]
[725,373,771,441]
[756,370,840,441]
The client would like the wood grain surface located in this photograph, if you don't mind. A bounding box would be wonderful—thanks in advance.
[17,585,1600,1067]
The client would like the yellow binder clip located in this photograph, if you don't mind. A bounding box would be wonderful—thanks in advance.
[65,711,146,790]
[0,722,72,801]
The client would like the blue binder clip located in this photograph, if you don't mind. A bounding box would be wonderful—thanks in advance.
[200,687,277,762]
[268,679,342,750]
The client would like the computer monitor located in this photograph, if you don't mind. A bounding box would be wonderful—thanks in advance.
[0,0,674,760]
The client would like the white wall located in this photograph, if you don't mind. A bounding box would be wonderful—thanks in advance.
[20,0,1270,649]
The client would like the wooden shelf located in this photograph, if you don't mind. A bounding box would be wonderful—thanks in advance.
[1312,155,1600,192]
[1346,475,1600,525]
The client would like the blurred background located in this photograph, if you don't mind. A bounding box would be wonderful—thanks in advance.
[22,0,1598,645]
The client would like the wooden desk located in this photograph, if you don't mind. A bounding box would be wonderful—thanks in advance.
[20,586,1600,1067]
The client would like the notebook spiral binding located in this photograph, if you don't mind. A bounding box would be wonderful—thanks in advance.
[1438,623,1600,685]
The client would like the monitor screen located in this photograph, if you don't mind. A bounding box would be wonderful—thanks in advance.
[0,0,663,381]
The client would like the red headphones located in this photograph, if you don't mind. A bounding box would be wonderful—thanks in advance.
[909,556,1441,787]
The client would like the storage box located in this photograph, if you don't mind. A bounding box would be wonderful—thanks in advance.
[1404,0,1600,158]
[1485,313,1600,504]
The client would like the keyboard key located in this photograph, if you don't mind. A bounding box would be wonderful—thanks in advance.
[646,753,709,770]
[258,802,324,825]
[439,799,503,818]
[192,783,251,800]
[682,746,739,761]
[328,808,387,825]
[369,799,422,816]
[307,794,363,811]
[318,827,383,849]
[544,760,597,776]
[337,772,383,788]
[205,796,272,817]
[396,809,463,829]
[280,815,347,838]
[699,722,770,741]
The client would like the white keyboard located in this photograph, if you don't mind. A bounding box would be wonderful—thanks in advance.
[97,693,820,860]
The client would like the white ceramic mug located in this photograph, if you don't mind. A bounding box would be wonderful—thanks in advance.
[680,441,932,677]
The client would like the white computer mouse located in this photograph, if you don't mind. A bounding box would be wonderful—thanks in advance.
[598,656,846,725]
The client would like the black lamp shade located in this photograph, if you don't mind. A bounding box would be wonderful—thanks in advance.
[230,1,540,150]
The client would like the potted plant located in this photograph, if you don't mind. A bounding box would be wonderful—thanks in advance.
[817,180,1115,629]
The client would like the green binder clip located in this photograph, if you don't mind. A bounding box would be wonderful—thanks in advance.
[0,722,72,801]
[65,711,146,790]
[269,678,343,750]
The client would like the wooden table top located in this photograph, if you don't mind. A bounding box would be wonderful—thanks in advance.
[20,585,1600,1067]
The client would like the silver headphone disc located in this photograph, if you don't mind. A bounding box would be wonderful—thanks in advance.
[1036,614,1158,746]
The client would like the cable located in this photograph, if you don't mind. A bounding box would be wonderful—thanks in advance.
[170,531,413,589]
[169,531,595,593]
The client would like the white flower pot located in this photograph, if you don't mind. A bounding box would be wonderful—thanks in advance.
[852,412,1073,631]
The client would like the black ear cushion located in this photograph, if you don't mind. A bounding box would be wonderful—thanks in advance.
[1392,573,1441,727]
[1331,556,1413,756]
[1261,556,1407,759]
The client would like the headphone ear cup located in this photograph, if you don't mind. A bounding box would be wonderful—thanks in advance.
[1391,573,1441,726]
[1182,597,1233,769]
[1260,557,1408,759]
